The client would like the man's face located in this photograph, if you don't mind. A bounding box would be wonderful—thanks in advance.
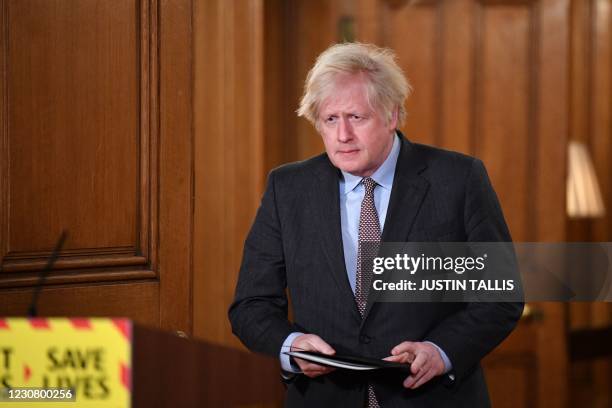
[317,73,397,178]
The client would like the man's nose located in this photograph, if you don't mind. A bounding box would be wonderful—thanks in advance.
[337,116,353,142]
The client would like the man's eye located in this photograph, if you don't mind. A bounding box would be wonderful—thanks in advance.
[351,115,363,121]
[326,116,337,123]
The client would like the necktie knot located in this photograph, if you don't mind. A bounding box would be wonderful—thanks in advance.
[362,177,377,195]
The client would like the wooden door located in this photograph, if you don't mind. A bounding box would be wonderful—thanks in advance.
[0,0,193,334]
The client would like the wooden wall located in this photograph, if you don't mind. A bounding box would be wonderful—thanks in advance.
[1,0,609,407]
[0,0,193,334]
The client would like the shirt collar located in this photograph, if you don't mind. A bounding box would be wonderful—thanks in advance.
[340,133,400,195]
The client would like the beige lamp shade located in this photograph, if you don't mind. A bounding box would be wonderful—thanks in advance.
[567,141,606,218]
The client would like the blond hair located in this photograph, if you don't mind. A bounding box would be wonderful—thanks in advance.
[297,42,411,129]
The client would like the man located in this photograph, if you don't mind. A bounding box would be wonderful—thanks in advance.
[229,43,523,407]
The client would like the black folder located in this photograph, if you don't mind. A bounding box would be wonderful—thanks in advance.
[284,351,411,372]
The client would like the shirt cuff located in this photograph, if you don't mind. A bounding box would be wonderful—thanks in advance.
[424,341,453,374]
[280,332,304,373]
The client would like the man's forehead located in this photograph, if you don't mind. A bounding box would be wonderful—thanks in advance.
[319,83,373,115]
[320,99,371,114]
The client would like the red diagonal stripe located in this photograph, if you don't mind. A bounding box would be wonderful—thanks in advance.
[120,362,132,392]
[111,319,131,341]
[69,318,92,330]
[0,319,9,329]
[29,318,50,329]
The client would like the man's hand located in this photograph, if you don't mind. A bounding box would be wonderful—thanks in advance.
[384,341,445,389]
[290,334,336,378]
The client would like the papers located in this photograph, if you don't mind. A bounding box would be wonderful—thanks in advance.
[283,351,411,372]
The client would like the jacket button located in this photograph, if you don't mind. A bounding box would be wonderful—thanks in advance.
[359,334,371,344]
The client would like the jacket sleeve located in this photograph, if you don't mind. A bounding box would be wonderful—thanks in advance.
[228,170,297,356]
[424,158,524,380]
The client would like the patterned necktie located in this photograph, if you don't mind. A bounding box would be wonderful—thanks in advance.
[355,177,381,408]
[355,177,381,315]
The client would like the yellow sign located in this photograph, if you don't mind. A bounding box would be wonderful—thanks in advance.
[0,318,131,407]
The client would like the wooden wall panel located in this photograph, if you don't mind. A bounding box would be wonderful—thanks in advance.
[386,4,439,146]
[531,1,570,406]
[477,4,533,241]
[535,0,569,243]
[1,0,155,286]
[440,0,474,154]
[7,0,139,252]
[193,0,264,347]
[263,0,293,171]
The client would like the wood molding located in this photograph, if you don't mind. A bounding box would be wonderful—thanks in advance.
[157,0,193,333]
[2,246,147,273]
[2,254,147,273]
[383,0,439,8]
[477,0,535,5]
[0,268,155,289]
[140,0,159,271]
[0,0,7,273]
[0,281,160,326]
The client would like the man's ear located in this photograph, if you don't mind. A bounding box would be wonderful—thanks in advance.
[388,107,399,130]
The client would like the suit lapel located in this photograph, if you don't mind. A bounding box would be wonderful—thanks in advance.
[362,136,430,323]
[311,157,362,323]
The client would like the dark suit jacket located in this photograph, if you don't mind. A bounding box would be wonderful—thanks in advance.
[229,134,523,407]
